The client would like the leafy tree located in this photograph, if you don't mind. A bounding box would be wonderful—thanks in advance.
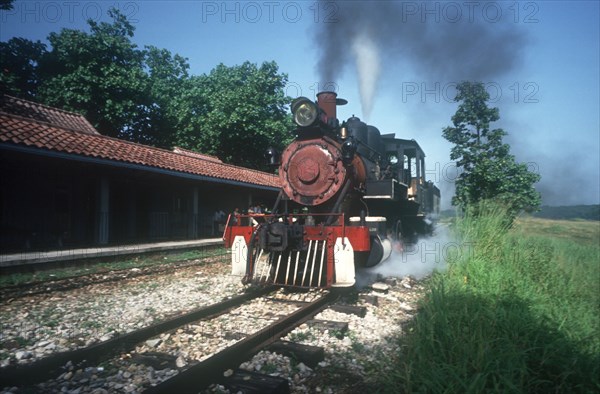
[1,9,293,171]
[0,38,47,99]
[37,9,146,138]
[126,46,193,147]
[167,75,208,150]
[443,81,541,219]
[1,10,190,146]
[176,61,293,170]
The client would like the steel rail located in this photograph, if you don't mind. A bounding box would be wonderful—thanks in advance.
[144,291,337,393]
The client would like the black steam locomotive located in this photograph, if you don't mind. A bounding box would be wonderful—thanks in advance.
[224,91,439,288]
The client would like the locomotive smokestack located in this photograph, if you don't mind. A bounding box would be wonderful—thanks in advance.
[317,91,337,125]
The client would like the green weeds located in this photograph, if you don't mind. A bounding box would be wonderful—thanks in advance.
[378,201,600,393]
[0,247,228,288]
[288,330,314,342]
[261,362,278,374]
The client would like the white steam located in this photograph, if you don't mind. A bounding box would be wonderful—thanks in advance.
[357,224,455,287]
[351,30,380,121]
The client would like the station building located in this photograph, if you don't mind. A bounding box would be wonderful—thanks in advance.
[0,94,280,253]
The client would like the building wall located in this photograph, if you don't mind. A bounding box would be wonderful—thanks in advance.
[0,150,278,252]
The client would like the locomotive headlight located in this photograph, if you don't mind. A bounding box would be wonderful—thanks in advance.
[341,138,357,165]
[291,97,319,127]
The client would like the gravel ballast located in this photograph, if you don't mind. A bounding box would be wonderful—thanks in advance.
[1,257,426,393]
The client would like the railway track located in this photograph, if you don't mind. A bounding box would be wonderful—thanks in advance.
[145,291,337,393]
[2,245,425,394]
[0,286,274,388]
[1,286,346,393]
[0,273,425,393]
[0,255,227,300]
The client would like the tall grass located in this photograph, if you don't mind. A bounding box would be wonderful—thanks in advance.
[378,201,599,393]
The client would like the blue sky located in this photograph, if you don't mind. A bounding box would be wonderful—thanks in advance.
[1,1,599,208]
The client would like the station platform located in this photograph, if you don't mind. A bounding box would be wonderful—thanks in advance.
[0,238,224,268]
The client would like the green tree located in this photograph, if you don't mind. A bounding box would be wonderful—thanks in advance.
[0,37,47,99]
[126,46,193,147]
[1,9,293,171]
[176,61,293,170]
[37,9,146,138]
[443,81,541,219]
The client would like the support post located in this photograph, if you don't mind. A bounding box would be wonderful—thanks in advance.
[97,177,109,245]
[191,187,199,238]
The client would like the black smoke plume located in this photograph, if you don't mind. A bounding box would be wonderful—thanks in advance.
[315,1,528,118]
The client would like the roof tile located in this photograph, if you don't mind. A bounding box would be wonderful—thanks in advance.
[0,95,99,135]
[0,96,280,190]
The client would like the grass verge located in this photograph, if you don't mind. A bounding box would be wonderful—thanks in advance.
[0,247,228,288]
[377,202,599,393]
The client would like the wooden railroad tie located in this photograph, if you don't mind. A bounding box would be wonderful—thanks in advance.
[330,304,367,317]
[306,319,349,338]
[268,340,325,368]
[223,369,290,394]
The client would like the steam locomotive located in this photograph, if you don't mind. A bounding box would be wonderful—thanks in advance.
[224,91,440,288]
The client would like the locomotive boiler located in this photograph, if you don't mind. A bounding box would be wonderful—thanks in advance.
[224,91,440,288]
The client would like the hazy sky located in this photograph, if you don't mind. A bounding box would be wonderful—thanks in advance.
[1,1,598,208]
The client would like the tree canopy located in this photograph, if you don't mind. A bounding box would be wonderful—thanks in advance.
[183,62,293,169]
[38,9,146,138]
[443,82,541,218]
[0,8,292,171]
[0,37,46,97]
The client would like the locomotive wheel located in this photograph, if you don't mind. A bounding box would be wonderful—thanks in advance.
[365,235,384,267]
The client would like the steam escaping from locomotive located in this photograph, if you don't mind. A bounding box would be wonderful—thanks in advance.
[351,30,380,120]
[357,224,452,288]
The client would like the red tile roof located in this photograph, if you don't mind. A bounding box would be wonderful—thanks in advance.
[0,95,99,135]
[172,146,223,163]
[0,95,280,189]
